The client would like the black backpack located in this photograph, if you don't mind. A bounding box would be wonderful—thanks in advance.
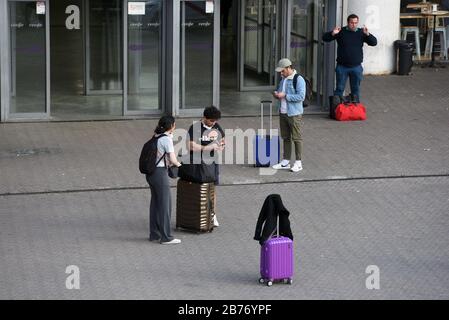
[139,134,166,175]
[293,73,313,107]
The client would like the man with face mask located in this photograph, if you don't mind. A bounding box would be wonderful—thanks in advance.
[187,106,225,227]
[323,14,377,100]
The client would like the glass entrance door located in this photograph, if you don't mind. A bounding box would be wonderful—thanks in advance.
[288,0,324,107]
[86,0,123,94]
[50,0,123,120]
[239,0,280,91]
[125,0,163,114]
[8,0,49,119]
[177,0,220,115]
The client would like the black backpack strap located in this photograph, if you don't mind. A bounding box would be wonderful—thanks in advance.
[292,73,299,93]
[155,134,168,168]
[155,152,167,167]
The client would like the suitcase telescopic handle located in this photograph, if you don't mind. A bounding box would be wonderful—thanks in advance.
[269,214,280,238]
[260,100,273,135]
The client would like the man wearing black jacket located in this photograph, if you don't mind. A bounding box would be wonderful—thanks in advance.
[323,14,377,100]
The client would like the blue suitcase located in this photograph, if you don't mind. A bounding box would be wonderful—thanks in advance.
[254,100,280,167]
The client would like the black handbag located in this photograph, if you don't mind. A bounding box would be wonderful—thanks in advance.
[168,166,179,179]
[178,152,216,183]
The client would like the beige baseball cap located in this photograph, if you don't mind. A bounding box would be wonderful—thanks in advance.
[275,58,292,72]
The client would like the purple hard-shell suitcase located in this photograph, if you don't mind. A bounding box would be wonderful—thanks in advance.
[259,236,294,286]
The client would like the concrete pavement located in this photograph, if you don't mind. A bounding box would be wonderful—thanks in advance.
[1,177,449,300]
[0,66,448,299]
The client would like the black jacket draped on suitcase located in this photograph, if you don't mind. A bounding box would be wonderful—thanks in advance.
[254,194,293,245]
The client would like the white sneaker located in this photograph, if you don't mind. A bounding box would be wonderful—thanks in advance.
[213,215,219,227]
[290,161,303,172]
[161,238,181,245]
[272,160,291,170]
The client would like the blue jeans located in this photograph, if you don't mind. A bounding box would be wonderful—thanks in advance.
[334,64,363,98]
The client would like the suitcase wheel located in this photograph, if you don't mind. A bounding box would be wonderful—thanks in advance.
[266,281,273,287]
[283,278,293,285]
[259,278,265,284]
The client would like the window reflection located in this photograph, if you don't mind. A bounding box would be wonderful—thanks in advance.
[243,0,278,88]
[9,1,46,114]
[180,1,214,109]
[128,0,161,111]
[89,0,122,91]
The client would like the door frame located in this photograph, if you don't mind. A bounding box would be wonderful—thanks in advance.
[0,0,8,122]
[1,0,50,121]
[172,0,221,117]
[322,0,338,108]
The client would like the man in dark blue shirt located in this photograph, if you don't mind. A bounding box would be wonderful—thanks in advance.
[323,14,377,100]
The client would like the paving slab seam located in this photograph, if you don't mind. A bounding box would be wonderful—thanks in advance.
[1,173,448,197]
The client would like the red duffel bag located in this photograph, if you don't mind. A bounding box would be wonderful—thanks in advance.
[335,102,367,121]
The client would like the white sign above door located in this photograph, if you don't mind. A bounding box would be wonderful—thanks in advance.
[128,2,145,15]
[36,1,46,15]
[206,0,214,13]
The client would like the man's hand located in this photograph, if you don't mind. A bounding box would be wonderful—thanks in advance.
[363,25,369,35]
[332,26,341,36]
[203,142,223,152]
[212,143,224,152]
[276,92,286,99]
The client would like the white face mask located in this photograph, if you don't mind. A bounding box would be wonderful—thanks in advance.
[166,132,174,139]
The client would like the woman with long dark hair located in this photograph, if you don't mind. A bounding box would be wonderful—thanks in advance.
[146,115,182,244]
